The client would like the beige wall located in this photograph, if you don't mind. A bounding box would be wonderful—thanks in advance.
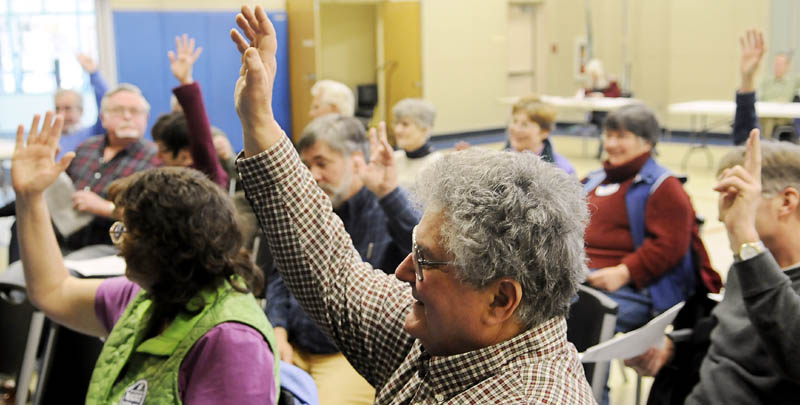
[318,4,378,102]
[109,0,286,10]
[421,0,509,135]
[421,0,770,134]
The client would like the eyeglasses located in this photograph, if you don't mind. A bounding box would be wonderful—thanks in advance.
[411,226,452,281]
[109,221,126,244]
[105,106,147,117]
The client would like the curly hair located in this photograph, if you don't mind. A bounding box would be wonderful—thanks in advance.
[107,167,262,320]
[414,149,589,329]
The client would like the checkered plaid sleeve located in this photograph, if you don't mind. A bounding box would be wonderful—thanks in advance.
[237,135,416,388]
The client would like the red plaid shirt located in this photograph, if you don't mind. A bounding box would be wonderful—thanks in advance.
[67,135,162,197]
[238,136,596,404]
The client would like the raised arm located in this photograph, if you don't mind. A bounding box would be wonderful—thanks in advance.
[232,6,415,387]
[77,54,108,135]
[12,112,106,337]
[169,34,228,187]
[733,30,763,145]
[715,130,800,380]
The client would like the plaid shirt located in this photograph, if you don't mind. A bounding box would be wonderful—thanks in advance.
[66,135,161,197]
[238,136,596,404]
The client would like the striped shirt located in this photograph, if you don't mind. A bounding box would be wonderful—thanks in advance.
[238,135,596,404]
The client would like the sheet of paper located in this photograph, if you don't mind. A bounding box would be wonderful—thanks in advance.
[43,173,93,237]
[64,255,126,278]
[579,301,685,362]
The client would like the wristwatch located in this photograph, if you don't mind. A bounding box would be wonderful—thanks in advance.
[734,240,766,262]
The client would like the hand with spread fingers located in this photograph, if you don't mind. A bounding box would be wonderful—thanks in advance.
[739,29,765,93]
[230,5,283,155]
[12,112,75,199]
[77,53,98,74]
[169,34,203,85]
[358,122,398,198]
[714,129,762,250]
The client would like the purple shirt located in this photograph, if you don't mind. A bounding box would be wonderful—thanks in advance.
[94,277,277,404]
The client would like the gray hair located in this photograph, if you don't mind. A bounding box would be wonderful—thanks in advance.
[415,149,589,329]
[100,83,151,113]
[392,98,436,129]
[311,80,355,117]
[54,89,83,110]
[717,139,800,195]
[604,104,661,146]
[297,114,369,159]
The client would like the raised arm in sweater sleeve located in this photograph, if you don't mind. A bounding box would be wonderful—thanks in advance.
[733,91,759,146]
[621,177,695,288]
[173,82,228,187]
[736,252,800,382]
[88,71,108,136]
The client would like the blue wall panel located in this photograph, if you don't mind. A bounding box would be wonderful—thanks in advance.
[112,10,291,152]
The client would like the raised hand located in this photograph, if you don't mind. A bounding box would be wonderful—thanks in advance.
[230,5,282,155]
[12,113,75,198]
[168,34,203,85]
[714,129,762,250]
[740,30,765,92]
[76,53,97,74]
[358,122,398,198]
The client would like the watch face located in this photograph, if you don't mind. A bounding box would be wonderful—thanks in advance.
[738,241,765,261]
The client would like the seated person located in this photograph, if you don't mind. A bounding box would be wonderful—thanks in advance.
[627,132,800,405]
[12,112,279,404]
[756,47,800,138]
[64,83,162,251]
[152,34,228,187]
[233,7,594,402]
[583,104,719,331]
[391,98,442,189]
[267,114,419,405]
[583,59,621,98]
[309,79,355,120]
[508,95,576,175]
[55,54,109,160]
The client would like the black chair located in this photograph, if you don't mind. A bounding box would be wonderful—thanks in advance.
[567,284,619,403]
[354,84,378,127]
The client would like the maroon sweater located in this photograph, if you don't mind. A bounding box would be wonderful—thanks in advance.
[173,82,229,188]
[584,153,696,289]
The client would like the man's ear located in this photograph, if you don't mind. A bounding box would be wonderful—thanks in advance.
[780,186,800,218]
[485,278,523,326]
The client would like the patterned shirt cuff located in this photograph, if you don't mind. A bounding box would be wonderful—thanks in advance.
[236,134,301,189]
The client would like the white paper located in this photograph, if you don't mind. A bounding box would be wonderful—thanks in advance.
[43,173,93,237]
[64,255,126,278]
[579,301,685,362]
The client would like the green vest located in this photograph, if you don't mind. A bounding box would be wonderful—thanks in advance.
[85,279,279,404]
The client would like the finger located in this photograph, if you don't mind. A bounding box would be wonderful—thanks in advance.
[14,125,24,152]
[57,152,75,172]
[39,111,55,142]
[192,47,203,61]
[243,47,265,83]
[230,29,249,54]
[235,14,257,42]
[367,127,379,159]
[744,128,761,180]
[241,6,259,38]
[255,5,276,39]
[168,50,175,64]
[378,122,393,156]
[188,37,195,53]
[718,165,754,185]
[712,175,750,194]
[174,35,182,53]
[44,115,64,149]
[28,114,41,145]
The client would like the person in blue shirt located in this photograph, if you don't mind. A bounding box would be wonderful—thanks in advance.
[54,54,108,160]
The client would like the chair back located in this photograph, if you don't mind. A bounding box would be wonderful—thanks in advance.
[567,284,618,403]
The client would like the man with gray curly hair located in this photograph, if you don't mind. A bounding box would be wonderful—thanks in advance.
[231,6,595,403]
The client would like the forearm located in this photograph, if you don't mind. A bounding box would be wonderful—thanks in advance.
[174,83,228,187]
[16,194,105,336]
[733,91,758,146]
[90,72,108,134]
[736,252,800,381]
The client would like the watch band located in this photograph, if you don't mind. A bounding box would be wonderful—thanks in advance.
[734,240,766,262]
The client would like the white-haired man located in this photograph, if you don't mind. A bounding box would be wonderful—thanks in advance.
[230,6,595,403]
[309,79,355,119]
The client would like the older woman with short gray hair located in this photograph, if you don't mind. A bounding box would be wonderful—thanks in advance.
[391,98,441,189]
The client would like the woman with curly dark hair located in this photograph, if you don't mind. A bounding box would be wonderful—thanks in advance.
[12,112,279,404]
